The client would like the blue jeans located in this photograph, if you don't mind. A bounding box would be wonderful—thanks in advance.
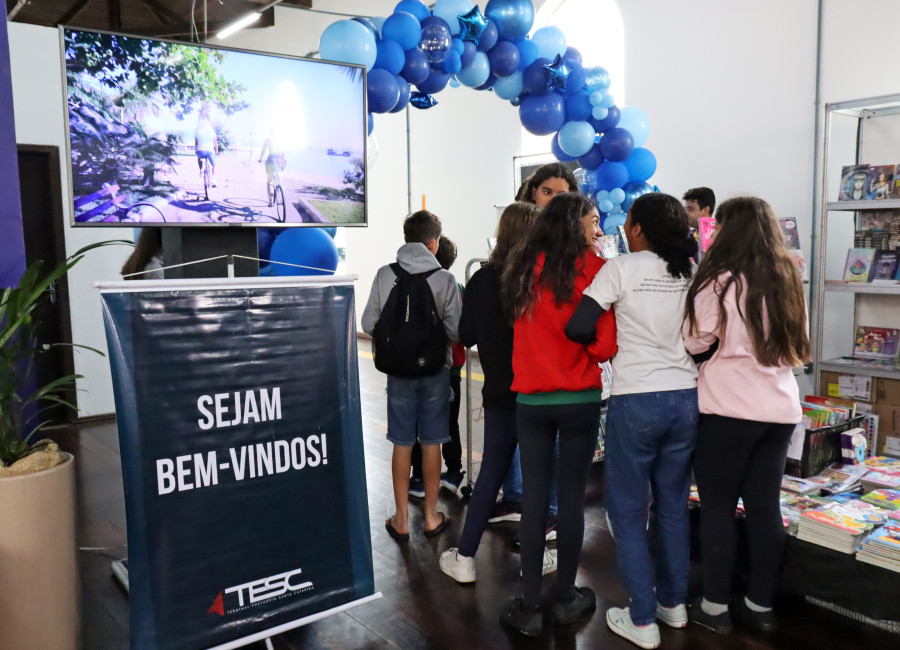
[386,369,451,446]
[503,441,559,516]
[605,388,698,626]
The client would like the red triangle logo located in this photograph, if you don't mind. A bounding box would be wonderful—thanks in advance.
[208,592,224,616]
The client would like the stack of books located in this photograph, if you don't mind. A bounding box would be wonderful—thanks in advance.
[782,475,821,496]
[781,494,830,536]
[861,488,900,514]
[860,457,900,492]
[806,462,871,496]
[797,502,880,553]
[856,523,900,572]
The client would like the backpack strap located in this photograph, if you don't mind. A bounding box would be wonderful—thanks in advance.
[390,262,440,280]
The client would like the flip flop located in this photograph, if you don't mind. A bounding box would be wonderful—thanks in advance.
[385,518,409,541]
[424,513,450,537]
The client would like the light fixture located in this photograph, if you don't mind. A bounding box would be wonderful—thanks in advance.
[215,11,261,40]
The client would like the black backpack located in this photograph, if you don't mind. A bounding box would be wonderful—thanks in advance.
[373,263,448,378]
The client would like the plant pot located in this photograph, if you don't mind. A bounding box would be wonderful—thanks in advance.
[0,453,79,650]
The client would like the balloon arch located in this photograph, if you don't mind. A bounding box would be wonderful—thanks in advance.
[318,0,656,233]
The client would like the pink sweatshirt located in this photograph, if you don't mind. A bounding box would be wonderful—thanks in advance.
[682,273,802,424]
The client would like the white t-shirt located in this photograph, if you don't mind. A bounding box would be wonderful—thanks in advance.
[584,250,697,395]
[195,118,216,151]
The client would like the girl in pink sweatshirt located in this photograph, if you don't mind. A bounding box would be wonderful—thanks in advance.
[682,197,809,635]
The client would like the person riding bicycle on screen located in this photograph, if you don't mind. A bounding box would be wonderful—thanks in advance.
[195,102,218,188]
[258,127,286,207]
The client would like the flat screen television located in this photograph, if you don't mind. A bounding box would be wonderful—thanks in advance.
[61,27,367,227]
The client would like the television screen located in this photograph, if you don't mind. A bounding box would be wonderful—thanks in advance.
[62,27,367,227]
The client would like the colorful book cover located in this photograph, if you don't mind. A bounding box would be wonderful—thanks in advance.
[861,489,900,511]
[804,395,857,418]
[853,326,900,360]
[778,217,801,250]
[842,248,876,282]
[862,523,900,550]
[698,217,717,252]
[867,165,895,200]
[839,164,870,201]
[801,505,874,534]
[870,250,899,282]
[863,456,900,471]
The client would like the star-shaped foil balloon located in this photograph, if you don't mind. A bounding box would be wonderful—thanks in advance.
[544,54,570,91]
[458,5,488,44]
[410,92,438,109]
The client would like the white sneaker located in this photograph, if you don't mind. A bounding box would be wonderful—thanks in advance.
[656,602,688,628]
[606,607,661,649]
[439,548,475,583]
[520,547,558,576]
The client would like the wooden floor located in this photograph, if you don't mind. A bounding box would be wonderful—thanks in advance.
[60,349,897,649]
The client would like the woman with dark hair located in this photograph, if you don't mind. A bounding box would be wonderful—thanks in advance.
[566,192,700,649]
[120,228,163,280]
[517,162,578,206]
[498,192,616,637]
[683,197,808,635]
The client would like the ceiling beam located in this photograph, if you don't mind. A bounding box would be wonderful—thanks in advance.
[139,0,183,25]
[107,0,122,30]
[57,0,94,25]
[7,0,29,20]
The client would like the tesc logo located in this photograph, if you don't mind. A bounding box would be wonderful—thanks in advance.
[208,567,313,616]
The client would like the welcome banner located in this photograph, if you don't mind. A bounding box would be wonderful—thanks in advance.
[98,276,376,650]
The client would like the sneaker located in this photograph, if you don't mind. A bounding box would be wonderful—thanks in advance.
[487,500,522,523]
[545,515,557,541]
[606,607,661,649]
[734,598,778,632]
[500,597,542,637]
[439,548,476,584]
[656,602,688,628]
[408,477,425,499]
[519,547,559,577]
[440,471,465,496]
[553,586,596,625]
[688,599,732,635]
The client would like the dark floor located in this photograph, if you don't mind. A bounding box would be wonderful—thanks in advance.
[60,350,898,649]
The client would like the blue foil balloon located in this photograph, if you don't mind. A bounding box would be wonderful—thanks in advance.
[476,19,499,52]
[382,12,422,51]
[458,5,489,42]
[418,22,453,64]
[585,66,611,92]
[271,229,338,276]
[621,181,653,213]
[409,92,438,109]
[394,0,430,22]
[400,48,430,84]
[375,38,406,75]
[319,20,378,70]
[493,70,523,100]
[544,54,569,91]
[432,0,473,36]
[551,133,576,162]
[486,0,534,41]
[518,92,566,136]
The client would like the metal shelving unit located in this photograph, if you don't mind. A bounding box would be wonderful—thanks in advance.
[812,93,900,388]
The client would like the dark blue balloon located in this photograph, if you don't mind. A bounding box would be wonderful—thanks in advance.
[476,73,497,90]
[565,90,592,122]
[382,11,422,51]
[516,38,538,70]
[519,92,566,135]
[451,37,465,54]
[563,46,583,65]
[367,68,401,113]
[367,112,374,134]
[257,227,283,266]
[594,160,630,191]
[390,78,412,112]
[486,0,535,41]
[551,133,576,162]
[621,181,653,213]
[522,57,551,96]
[577,142,605,171]
[589,104,621,133]
[476,19,499,52]
[598,127,635,162]
[488,40,520,77]
[400,47,430,84]
[442,50,462,74]
[322,226,337,238]
[421,15,452,31]
[565,60,586,95]
[460,40,477,68]
[375,38,406,75]
[416,68,451,94]
[394,0,430,22]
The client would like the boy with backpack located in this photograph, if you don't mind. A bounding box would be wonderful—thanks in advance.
[362,211,462,540]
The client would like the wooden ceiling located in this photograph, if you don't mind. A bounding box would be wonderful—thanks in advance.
[6,0,314,40]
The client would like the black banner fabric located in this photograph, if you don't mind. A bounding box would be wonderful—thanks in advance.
[100,281,373,649]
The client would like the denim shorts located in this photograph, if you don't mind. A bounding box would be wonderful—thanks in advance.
[196,150,217,167]
[386,369,451,447]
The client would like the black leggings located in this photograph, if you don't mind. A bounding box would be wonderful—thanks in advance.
[693,414,795,607]
[517,401,601,607]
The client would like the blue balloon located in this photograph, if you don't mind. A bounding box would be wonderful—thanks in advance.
[271,229,339,276]
[590,104,620,133]
[557,120,595,157]
[599,93,615,109]
[382,12,422,51]
[577,143,605,171]
[475,73,497,90]
[451,37,465,54]
[493,70,523,100]
[551,132,576,162]
[599,127,634,162]
[592,106,609,120]
[516,38,538,70]
[598,198,614,213]
[531,25,566,61]
[457,51,490,87]
[394,0,430,22]
[621,181,653,213]
[609,188,626,204]
[563,46,583,66]
[585,66,610,91]
[420,15,452,30]
[579,167,599,196]
[565,61,586,95]
[257,227,283,268]
[442,50,462,74]
[400,48,430,84]
[488,39,520,77]
[623,147,657,182]
[476,19,499,52]
[460,40,477,68]
[449,76,461,88]
[522,57,551,96]
[602,213,626,235]
[617,106,651,148]
[319,20,378,70]
[594,160,630,191]
[433,0,472,36]
[416,68,451,94]
[370,17,386,37]
[390,78,412,112]
[458,5,489,43]
[409,91,438,108]
[518,92,566,136]
[375,38,406,74]
[352,17,378,37]
[485,0,534,41]
[565,90,592,122]
[367,68,401,113]
[418,21,453,64]
[367,112,374,134]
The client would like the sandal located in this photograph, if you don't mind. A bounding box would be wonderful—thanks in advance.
[424,512,450,537]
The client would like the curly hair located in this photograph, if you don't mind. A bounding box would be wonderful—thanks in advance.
[629,193,697,279]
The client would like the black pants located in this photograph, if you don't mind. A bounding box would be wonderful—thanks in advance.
[693,414,795,607]
[517,401,601,607]
[412,373,462,479]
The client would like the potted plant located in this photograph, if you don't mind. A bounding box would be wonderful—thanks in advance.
[0,241,122,650]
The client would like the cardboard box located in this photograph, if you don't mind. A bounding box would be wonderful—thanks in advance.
[884,435,900,456]
[875,377,900,406]
[820,371,875,404]
[873,403,900,437]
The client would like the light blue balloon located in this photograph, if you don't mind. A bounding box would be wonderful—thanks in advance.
[493,70,524,100]
[585,66,610,92]
[557,120,595,157]
[602,213,627,235]
[595,190,610,202]
[449,76,461,88]
[609,188,626,204]
[618,106,651,148]
[599,93,615,109]
[457,51,490,87]
[598,198,614,213]
[433,0,473,36]
[371,16,386,36]
[319,20,378,71]
[531,25,566,61]
[591,106,608,120]
[589,91,603,106]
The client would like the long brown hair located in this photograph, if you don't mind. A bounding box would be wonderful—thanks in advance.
[516,163,578,204]
[684,197,809,367]
[121,228,162,278]
[488,201,540,273]
[502,192,594,319]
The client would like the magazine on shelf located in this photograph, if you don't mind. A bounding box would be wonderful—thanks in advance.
[842,248,877,282]
[852,326,900,360]
[867,165,894,200]
[839,164,870,201]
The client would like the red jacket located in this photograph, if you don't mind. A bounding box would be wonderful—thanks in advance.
[511,253,617,395]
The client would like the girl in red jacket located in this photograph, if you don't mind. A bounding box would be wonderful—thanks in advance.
[499,192,617,636]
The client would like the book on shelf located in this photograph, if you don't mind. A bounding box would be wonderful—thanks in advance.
[852,326,900,360]
[803,395,857,418]
[867,165,894,200]
[842,248,876,282]
[855,230,891,250]
[870,250,899,282]
[839,164,869,201]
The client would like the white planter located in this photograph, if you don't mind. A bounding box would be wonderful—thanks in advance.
[0,453,79,650]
